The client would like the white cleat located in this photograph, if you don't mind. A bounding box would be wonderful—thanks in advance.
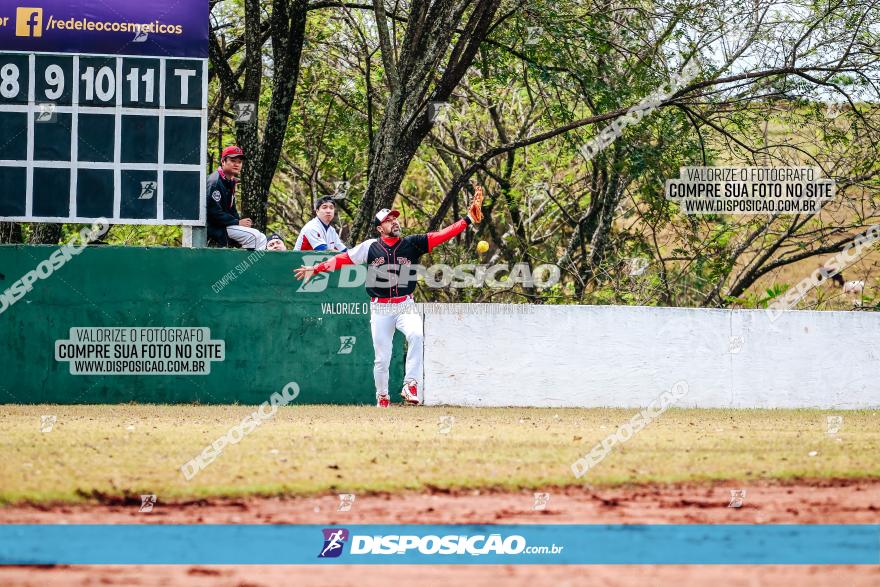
[401,380,421,405]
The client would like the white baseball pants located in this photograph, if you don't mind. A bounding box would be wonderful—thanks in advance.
[370,298,423,400]
[226,225,268,250]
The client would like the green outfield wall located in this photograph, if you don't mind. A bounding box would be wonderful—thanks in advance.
[0,246,401,404]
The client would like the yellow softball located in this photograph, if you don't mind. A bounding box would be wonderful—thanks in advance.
[476,240,489,254]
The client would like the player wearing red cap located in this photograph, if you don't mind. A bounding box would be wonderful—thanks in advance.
[294,188,484,407]
[206,146,269,249]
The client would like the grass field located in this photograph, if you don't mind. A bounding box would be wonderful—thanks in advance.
[1,405,878,505]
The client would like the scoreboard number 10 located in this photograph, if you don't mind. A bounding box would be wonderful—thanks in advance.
[81,65,115,102]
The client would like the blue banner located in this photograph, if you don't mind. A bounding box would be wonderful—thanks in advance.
[0,525,878,565]
[0,1,207,58]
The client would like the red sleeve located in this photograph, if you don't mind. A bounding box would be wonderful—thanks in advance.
[314,252,354,274]
[426,218,471,252]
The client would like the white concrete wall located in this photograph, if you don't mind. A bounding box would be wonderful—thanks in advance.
[421,304,880,409]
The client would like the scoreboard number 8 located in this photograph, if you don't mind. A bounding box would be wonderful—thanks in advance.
[1,63,19,99]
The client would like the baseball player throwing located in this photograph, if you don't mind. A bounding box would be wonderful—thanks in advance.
[294,188,484,407]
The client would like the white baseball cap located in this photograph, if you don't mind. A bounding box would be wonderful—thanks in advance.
[373,208,401,226]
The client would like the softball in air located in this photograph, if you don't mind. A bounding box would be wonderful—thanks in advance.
[476,240,489,254]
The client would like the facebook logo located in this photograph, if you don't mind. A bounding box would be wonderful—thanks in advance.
[16,8,43,38]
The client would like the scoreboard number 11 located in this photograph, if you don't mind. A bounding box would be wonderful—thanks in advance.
[125,68,155,103]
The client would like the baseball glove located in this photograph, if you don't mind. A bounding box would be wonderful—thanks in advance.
[468,186,484,224]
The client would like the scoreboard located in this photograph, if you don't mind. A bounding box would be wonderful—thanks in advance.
[0,2,208,226]
[0,53,207,224]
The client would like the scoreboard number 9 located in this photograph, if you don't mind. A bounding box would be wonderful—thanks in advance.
[44,64,65,100]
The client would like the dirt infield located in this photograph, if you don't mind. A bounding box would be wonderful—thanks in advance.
[1,478,878,586]
[2,477,879,524]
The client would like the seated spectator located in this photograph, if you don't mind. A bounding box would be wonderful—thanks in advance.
[266,232,288,251]
[294,196,348,252]
[207,146,268,250]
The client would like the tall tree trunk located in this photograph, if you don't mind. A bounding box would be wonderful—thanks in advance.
[249,0,308,227]
[210,0,308,232]
[586,174,623,270]
[355,95,429,237]
[351,0,503,241]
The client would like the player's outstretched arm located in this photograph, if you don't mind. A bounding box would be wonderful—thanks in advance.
[293,251,353,282]
[293,237,374,282]
[425,186,484,252]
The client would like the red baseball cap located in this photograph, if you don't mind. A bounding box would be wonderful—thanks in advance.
[221,146,245,160]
